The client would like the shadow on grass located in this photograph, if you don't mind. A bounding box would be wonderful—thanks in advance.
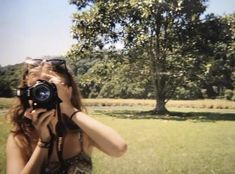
[94,110,235,122]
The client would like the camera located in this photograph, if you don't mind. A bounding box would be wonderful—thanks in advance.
[17,80,62,110]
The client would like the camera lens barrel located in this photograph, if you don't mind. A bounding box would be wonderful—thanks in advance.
[32,84,52,102]
[30,80,61,109]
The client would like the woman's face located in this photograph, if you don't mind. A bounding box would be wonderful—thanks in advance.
[24,60,74,133]
[25,62,65,111]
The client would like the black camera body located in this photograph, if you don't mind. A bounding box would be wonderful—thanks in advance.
[17,80,62,110]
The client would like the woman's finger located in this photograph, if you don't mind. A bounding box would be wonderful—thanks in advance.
[41,114,55,128]
[35,109,55,125]
[41,73,61,82]
[24,108,33,119]
[41,73,66,86]
[30,108,47,123]
[41,73,55,79]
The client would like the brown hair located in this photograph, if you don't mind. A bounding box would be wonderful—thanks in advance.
[7,60,85,159]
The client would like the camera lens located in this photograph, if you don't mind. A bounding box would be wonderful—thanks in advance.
[28,80,60,109]
[33,85,51,102]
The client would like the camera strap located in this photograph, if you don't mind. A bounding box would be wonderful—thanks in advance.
[55,103,65,166]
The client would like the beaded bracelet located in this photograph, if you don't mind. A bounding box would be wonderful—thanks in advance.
[70,110,80,120]
[37,139,51,149]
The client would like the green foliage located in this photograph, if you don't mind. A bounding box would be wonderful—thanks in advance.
[189,13,235,98]
[223,89,235,101]
[173,86,203,100]
[76,51,153,98]
[68,0,210,112]
[67,10,235,101]
[0,64,23,97]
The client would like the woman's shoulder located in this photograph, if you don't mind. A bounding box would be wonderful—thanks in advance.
[6,132,33,161]
[6,133,30,168]
[7,133,25,149]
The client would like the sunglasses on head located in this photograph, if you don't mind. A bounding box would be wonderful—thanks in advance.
[25,58,67,70]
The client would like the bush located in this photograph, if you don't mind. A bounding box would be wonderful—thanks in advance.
[173,86,203,100]
[0,64,23,97]
[231,95,235,101]
[224,89,235,101]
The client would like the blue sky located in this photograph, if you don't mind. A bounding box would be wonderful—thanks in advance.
[0,0,235,66]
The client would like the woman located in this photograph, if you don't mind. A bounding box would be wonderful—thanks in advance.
[6,58,127,174]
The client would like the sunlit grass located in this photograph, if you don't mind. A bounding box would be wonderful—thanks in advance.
[0,98,15,109]
[0,114,10,174]
[0,98,235,174]
[90,110,235,174]
[84,98,235,109]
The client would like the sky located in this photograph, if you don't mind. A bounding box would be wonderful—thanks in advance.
[0,0,235,66]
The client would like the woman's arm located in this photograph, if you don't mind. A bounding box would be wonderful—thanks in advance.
[6,134,48,174]
[6,108,54,174]
[46,73,127,157]
[66,108,128,157]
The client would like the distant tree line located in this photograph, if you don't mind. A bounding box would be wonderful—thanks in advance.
[66,48,235,101]
[0,64,24,97]
[0,40,234,101]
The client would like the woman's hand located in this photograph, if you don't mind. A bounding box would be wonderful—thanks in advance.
[42,72,74,115]
[25,108,55,142]
[7,107,55,174]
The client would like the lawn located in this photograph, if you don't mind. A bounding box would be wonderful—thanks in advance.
[0,110,10,174]
[90,108,235,174]
[0,101,235,174]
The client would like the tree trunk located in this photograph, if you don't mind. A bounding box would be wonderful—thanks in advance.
[151,72,169,115]
[153,96,169,114]
[205,85,216,99]
[149,30,169,115]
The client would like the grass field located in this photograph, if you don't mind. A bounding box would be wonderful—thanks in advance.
[0,98,235,174]
[0,110,10,174]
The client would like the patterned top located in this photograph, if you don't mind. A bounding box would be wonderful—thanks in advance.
[43,131,92,174]
[43,152,92,174]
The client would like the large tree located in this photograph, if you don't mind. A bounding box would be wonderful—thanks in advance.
[68,0,208,114]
